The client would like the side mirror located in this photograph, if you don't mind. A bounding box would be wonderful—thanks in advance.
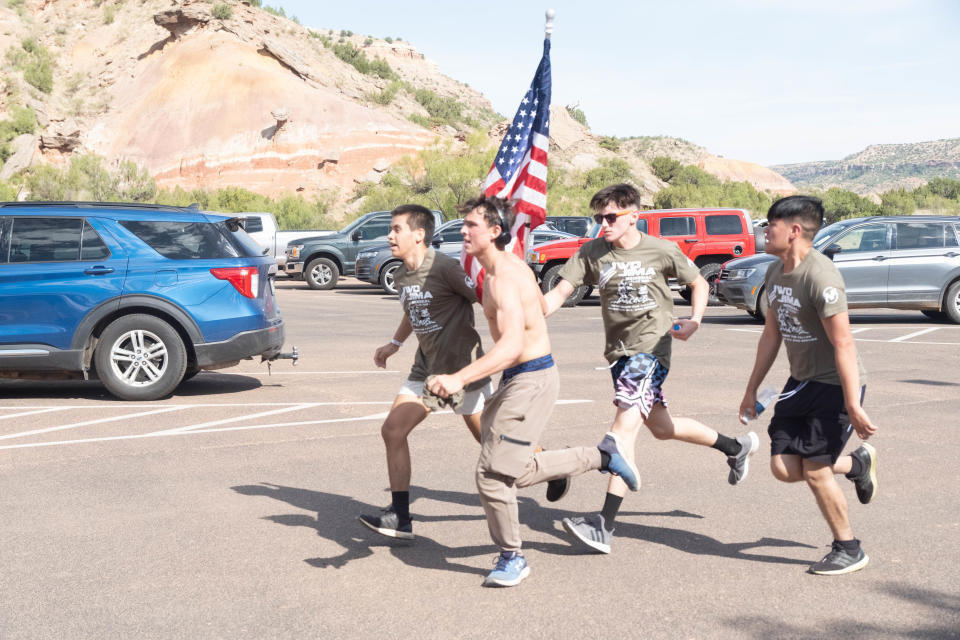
[351,230,362,242]
[431,235,441,248]
[824,244,841,260]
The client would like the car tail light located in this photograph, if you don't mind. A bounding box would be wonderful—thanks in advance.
[210,267,259,298]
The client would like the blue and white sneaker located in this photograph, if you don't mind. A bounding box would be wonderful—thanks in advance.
[482,551,530,587]
[597,431,640,491]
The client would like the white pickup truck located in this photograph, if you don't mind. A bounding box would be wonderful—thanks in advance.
[239,212,335,272]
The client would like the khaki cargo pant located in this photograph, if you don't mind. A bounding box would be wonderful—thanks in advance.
[477,365,601,552]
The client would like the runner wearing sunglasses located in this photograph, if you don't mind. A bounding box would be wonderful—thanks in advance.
[542,183,759,554]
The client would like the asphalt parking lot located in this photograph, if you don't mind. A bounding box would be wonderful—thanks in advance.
[2,277,959,639]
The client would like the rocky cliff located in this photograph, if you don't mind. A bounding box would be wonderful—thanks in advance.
[1,0,794,207]
[771,138,960,195]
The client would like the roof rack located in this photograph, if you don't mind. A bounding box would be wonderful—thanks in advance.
[0,201,201,212]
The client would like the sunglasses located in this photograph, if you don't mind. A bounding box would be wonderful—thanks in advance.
[593,209,638,225]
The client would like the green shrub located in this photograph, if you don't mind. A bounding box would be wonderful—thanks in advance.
[566,105,588,127]
[598,136,620,152]
[212,4,233,20]
[263,4,285,17]
[103,4,117,24]
[650,156,681,182]
[330,41,396,79]
[363,37,373,46]
[413,89,463,127]
[384,37,393,44]
[10,38,55,94]
[367,80,401,106]
[248,0,261,6]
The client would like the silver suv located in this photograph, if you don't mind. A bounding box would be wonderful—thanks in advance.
[715,215,960,323]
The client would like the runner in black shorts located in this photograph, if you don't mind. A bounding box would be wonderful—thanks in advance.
[741,195,880,576]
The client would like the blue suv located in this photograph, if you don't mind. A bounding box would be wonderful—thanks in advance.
[0,202,291,400]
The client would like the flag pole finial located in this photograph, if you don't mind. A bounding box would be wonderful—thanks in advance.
[545,8,555,39]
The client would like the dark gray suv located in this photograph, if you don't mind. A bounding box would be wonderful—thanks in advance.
[715,215,960,323]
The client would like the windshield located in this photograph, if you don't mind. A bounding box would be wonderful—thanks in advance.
[813,219,859,249]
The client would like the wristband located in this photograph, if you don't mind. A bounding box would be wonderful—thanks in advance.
[390,339,404,347]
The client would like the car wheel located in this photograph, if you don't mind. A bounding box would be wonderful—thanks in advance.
[542,264,587,307]
[698,263,723,306]
[306,257,338,290]
[94,314,187,401]
[380,261,401,295]
[944,281,960,324]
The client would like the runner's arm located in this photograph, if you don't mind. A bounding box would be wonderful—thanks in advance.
[671,275,708,340]
[542,279,575,316]
[739,309,782,420]
[374,315,413,368]
[822,312,878,439]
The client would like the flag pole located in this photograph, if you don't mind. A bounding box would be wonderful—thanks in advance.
[545,8,555,40]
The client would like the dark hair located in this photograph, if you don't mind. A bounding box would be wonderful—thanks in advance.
[391,204,435,240]
[767,195,824,240]
[589,183,641,213]
[457,195,514,249]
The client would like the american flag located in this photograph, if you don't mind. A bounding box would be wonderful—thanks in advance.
[461,38,551,300]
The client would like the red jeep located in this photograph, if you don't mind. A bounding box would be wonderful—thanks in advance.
[527,207,759,306]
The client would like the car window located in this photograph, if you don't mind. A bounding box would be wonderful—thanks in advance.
[80,220,111,260]
[242,216,264,233]
[895,222,956,250]
[120,220,251,259]
[705,214,743,235]
[440,222,464,242]
[833,223,890,253]
[636,219,648,234]
[10,217,84,262]
[358,220,390,240]
[658,216,695,236]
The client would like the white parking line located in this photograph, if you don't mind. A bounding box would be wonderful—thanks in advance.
[154,403,322,434]
[0,399,593,451]
[0,407,67,421]
[0,406,188,441]
[851,328,873,334]
[890,327,941,342]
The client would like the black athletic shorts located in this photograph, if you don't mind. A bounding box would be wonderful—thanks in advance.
[768,377,866,465]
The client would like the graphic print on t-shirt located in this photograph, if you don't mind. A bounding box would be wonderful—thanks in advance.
[599,261,657,313]
[771,284,815,343]
[400,284,441,334]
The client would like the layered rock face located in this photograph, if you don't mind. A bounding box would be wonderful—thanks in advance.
[87,30,434,196]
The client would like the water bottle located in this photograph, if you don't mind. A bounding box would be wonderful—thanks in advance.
[740,384,779,424]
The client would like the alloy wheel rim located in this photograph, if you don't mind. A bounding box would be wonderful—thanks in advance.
[109,329,168,387]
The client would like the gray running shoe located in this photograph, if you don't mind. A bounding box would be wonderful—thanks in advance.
[808,541,869,575]
[727,431,760,485]
[597,432,640,491]
[357,505,413,540]
[546,476,571,502]
[562,514,612,554]
[848,443,878,504]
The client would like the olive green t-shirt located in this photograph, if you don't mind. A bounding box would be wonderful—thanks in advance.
[764,249,866,385]
[558,235,700,367]
[394,249,489,391]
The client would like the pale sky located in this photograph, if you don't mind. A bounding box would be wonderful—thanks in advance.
[275,0,959,166]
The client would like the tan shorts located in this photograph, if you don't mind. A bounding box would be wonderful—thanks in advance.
[398,378,493,415]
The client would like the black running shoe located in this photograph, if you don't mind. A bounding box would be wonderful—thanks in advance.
[546,477,570,502]
[358,505,413,540]
[848,443,877,505]
[808,541,868,575]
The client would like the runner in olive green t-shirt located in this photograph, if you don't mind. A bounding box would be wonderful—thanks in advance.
[740,195,879,576]
[358,204,493,540]
[543,183,760,554]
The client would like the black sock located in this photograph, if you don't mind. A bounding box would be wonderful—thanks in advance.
[712,434,741,457]
[845,454,864,480]
[600,493,622,531]
[837,538,860,555]
[599,450,611,471]
[391,491,411,524]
